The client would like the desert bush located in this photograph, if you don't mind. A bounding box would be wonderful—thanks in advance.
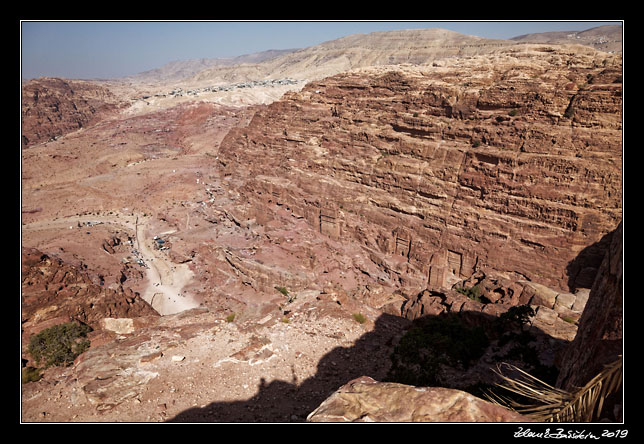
[496,304,535,333]
[386,314,489,387]
[28,321,92,368]
[456,284,483,302]
[352,313,367,324]
[276,286,296,303]
[22,366,42,384]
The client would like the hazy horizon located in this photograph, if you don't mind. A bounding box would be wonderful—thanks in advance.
[20,20,622,80]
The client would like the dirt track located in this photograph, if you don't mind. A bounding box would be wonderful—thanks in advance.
[22,212,200,315]
[134,215,200,315]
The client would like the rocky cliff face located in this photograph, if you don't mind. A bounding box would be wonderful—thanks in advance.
[21,77,124,148]
[556,221,623,419]
[218,46,622,299]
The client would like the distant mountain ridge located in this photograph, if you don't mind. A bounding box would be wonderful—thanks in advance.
[511,24,621,53]
[120,25,622,86]
[184,25,622,86]
[187,28,515,84]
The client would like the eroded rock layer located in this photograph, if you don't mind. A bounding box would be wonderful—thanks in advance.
[218,46,622,295]
[21,77,124,148]
[306,376,530,422]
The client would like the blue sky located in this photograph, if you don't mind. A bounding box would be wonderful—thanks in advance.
[20,21,622,80]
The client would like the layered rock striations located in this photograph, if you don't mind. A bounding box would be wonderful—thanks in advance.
[217,46,622,299]
[21,77,124,148]
[306,376,530,422]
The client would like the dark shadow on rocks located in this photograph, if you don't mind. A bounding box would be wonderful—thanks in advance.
[167,312,409,422]
[565,229,614,292]
[167,308,571,423]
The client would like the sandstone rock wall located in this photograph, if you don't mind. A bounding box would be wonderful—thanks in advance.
[218,47,622,295]
[556,221,623,418]
[21,77,124,148]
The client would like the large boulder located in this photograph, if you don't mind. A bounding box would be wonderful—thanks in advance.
[306,376,531,422]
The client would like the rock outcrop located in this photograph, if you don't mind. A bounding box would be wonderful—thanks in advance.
[21,248,158,365]
[21,77,124,148]
[556,221,623,420]
[306,376,530,422]
[217,46,622,299]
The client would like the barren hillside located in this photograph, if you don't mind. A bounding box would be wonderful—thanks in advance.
[21,77,125,148]
[511,24,622,53]
[188,28,516,84]
[124,49,299,83]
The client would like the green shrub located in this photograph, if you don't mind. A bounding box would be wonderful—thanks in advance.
[276,286,296,303]
[562,316,576,324]
[352,313,367,324]
[496,305,535,333]
[225,313,236,323]
[456,284,483,302]
[28,322,92,368]
[22,366,42,384]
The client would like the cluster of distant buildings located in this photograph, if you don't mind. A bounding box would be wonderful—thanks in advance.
[138,78,300,101]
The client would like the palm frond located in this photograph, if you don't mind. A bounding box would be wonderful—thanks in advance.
[485,357,622,422]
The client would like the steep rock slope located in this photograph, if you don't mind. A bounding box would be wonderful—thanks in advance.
[556,221,623,419]
[21,77,124,148]
[218,46,622,295]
